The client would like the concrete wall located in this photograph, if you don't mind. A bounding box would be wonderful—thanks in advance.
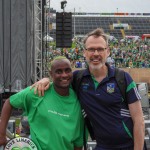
[122,68,150,88]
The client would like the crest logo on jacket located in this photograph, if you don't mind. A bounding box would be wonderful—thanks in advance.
[107,83,115,93]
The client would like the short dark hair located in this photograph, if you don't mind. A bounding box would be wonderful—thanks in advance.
[50,56,70,71]
[83,28,109,46]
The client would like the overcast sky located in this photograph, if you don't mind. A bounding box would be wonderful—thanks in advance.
[48,0,150,13]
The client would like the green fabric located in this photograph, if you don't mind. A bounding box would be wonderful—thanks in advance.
[91,73,108,89]
[122,121,133,138]
[10,85,84,150]
[126,81,136,92]
[91,75,99,89]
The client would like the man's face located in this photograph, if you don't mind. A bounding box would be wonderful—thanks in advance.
[50,59,72,89]
[84,36,110,71]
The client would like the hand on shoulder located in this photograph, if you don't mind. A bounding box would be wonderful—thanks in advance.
[30,78,50,96]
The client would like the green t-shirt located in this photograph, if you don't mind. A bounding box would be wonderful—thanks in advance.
[10,84,84,150]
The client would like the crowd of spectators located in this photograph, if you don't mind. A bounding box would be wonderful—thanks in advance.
[45,37,150,69]
[108,38,150,68]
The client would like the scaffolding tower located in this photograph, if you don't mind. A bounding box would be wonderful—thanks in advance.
[33,0,43,81]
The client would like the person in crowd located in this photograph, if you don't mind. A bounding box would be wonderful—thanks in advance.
[0,56,84,150]
[31,28,145,150]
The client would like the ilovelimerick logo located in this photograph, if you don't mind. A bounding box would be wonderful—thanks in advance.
[4,137,37,150]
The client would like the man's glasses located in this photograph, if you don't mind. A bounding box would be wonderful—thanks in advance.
[86,47,107,53]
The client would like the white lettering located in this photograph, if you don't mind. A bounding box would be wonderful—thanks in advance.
[48,110,69,117]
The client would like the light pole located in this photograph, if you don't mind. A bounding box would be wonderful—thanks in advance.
[74,8,76,38]
[61,0,67,12]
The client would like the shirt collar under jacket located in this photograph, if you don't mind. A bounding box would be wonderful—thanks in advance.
[83,63,115,79]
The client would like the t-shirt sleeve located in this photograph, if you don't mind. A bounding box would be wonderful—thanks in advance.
[125,72,141,104]
[10,87,43,115]
[10,87,30,108]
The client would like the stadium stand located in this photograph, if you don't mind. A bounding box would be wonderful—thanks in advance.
[49,13,150,40]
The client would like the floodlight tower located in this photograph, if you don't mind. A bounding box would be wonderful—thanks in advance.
[61,0,67,12]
